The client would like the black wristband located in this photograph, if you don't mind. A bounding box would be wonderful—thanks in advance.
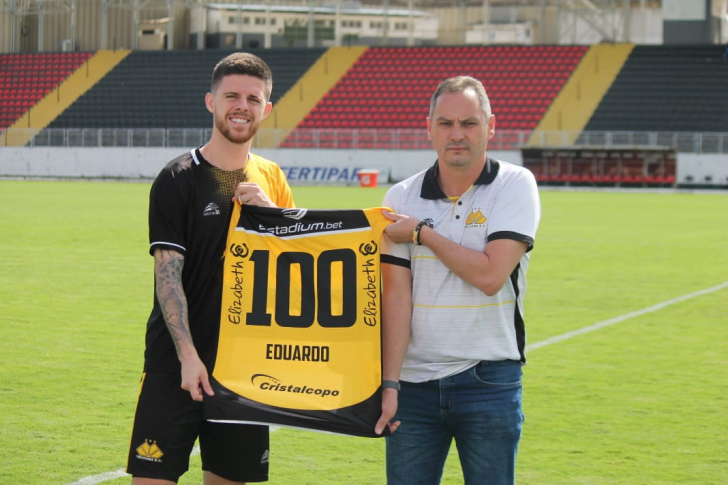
[382,380,401,392]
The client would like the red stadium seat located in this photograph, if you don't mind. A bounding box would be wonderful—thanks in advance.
[0,52,91,128]
[284,45,588,145]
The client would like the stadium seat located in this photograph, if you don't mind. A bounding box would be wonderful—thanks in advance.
[0,52,93,129]
[283,45,588,147]
[583,45,728,134]
[43,48,326,130]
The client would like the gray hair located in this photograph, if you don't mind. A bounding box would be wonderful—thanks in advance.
[429,76,491,120]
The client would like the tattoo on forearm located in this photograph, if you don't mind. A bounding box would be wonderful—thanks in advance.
[155,250,191,355]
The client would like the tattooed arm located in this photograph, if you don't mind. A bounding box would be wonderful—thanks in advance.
[154,248,214,401]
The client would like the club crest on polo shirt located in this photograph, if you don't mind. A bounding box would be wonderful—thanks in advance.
[203,202,221,217]
[465,208,487,228]
[135,439,164,462]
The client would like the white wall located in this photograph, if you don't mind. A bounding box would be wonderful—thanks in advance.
[677,154,728,186]
[2,147,726,187]
[0,148,523,184]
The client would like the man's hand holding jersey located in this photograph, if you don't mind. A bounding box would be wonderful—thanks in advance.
[233,182,277,207]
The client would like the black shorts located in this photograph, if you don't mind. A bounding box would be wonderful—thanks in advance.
[126,372,269,482]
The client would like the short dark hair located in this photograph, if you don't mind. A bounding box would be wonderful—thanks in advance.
[429,76,491,120]
[211,52,273,101]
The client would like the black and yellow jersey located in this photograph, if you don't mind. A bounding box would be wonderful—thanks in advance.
[207,203,392,437]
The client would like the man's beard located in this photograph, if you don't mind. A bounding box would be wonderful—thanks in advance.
[215,113,259,145]
[442,143,473,167]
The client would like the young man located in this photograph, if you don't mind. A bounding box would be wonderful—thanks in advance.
[126,52,294,484]
[376,76,541,484]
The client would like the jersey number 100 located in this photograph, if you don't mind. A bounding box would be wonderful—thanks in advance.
[247,249,357,328]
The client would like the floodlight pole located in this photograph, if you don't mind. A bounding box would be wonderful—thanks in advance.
[38,0,44,52]
[70,0,76,51]
[460,0,467,45]
[264,0,271,48]
[101,0,108,49]
[407,0,414,47]
[382,0,389,46]
[540,0,546,44]
[482,0,490,45]
[132,0,139,50]
[334,0,341,47]
[7,0,17,52]
[166,0,174,50]
[236,1,243,49]
[307,0,315,47]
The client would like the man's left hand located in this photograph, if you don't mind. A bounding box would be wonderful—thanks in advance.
[375,388,400,435]
[233,182,276,207]
[383,210,419,244]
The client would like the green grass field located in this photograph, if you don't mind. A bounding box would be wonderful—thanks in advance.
[1,181,726,484]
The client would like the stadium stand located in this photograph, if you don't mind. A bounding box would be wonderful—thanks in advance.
[3,45,726,143]
[0,52,93,129]
[530,43,634,146]
[2,45,726,187]
[257,46,368,148]
[45,48,327,130]
[281,45,589,149]
[583,45,728,133]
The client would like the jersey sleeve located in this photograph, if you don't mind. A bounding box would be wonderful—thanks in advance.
[247,153,295,209]
[486,169,541,251]
[272,164,295,209]
[148,167,188,256]
[381,184,411,265]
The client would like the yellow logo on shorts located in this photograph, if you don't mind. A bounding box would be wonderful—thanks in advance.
[136,439,164,462]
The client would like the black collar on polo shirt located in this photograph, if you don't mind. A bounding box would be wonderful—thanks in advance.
[420,158,500,200]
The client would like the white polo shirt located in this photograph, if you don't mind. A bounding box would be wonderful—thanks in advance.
[382,159,541,382]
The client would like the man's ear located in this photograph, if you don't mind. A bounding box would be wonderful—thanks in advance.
[487,114,496,140]
[205,92,214,114]
[426,117,432,141]
[262,101,273,119]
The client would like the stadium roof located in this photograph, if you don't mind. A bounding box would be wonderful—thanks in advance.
[205,3,427,17]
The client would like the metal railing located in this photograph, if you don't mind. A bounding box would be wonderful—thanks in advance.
[2,128,727,154]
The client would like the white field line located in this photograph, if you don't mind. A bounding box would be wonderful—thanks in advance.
[526,281,728,352]
[67,282,727,485]
[67,446,199,485]
[65,469,128,485]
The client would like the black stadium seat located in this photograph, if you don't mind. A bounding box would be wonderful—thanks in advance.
[46,48,326,130]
